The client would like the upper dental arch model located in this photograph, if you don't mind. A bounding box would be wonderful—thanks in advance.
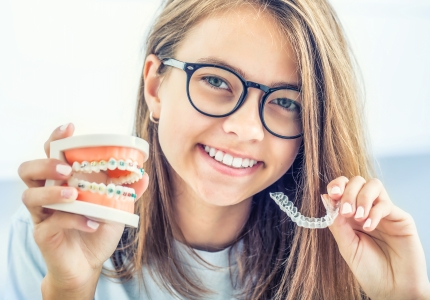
[44,134,149,228]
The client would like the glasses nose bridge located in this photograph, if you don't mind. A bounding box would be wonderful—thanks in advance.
[245,81,270,94]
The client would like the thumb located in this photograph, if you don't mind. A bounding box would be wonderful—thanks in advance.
[323,194,359,262]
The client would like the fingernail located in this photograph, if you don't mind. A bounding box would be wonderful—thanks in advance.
[59,123,69,131]
[56,164,72,176]
[363,218,372,228]
[331,186,341,195]
[341,202,352,214]
[61,188,76,200]
[87,220,99,230]
[355,206,365,218]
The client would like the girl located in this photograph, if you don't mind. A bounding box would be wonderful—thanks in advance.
[8,0,430,299]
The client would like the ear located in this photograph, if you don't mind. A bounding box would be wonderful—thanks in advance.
[143,54,163,119]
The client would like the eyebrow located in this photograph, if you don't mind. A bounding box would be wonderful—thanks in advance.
[195,56,301,90]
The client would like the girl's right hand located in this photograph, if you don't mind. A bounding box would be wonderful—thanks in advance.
[18,124,148,299]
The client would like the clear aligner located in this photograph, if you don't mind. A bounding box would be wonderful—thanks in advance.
[269,192,339,229]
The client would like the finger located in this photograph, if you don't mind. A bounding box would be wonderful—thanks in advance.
[339,176,367,218]
[22,186,78,224]
[362,199,392,232]
[44,123,75,158]
[18,159,73,188]
[327,176,349,201]
[354,178,384,220]
[34,211,99,249]
[325,194,359,261]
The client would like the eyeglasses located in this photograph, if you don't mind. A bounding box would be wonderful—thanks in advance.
[161,58,303,139]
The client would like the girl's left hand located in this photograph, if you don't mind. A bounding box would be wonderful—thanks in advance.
[326,176,430,300]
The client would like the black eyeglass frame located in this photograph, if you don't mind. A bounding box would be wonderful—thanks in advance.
[161,58,303,139]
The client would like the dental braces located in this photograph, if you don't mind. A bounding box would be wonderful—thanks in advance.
[269,192,339,228]
[72,158,143,174]
[68,177,137,202]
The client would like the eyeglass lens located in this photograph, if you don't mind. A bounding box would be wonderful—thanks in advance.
[188,66,302,137]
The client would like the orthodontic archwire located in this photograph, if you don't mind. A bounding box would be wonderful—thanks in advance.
[269,192,339,229]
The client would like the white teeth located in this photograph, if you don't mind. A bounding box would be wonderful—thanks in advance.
[242,158,250,168]
[106,184,115,198]
[214,150,224,162]
[78,180,88,191]
[98,183,106,195]
[209,147,216,157]
[70,177,136,201]
[118,159,126,171]
[72,162,81,172]
[90,161,100,173]
[232,157,242,168]
[81,161,91,173]
[99,160,107,171]
[203,145,258,169]
[108,158,117,170]
[222,154,233,166]
[89,182,98,193]
[114,186,123,199]
[126,159,134,172]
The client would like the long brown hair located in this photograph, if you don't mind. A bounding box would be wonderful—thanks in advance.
[109,0,373,299]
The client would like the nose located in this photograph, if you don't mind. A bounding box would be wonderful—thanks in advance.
[222,89,265,142]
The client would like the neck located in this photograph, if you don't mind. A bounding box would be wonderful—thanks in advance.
[173,187,252,252]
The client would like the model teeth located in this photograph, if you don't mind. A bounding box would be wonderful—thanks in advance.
[68,177,136,202]
[118,159,126,171]
[90,161,100,173]
[108,158,117,170]
[99,160,107,171]
[70,159,144,185]
[203,145,258,169]
[98,183,106,195]
[106,184,115,198]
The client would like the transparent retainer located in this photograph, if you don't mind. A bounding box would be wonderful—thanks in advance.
[269,192,340,229]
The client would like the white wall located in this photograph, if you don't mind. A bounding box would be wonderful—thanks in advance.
[332,0,430,157]
[0,0,429,174]
[0,0,160,179]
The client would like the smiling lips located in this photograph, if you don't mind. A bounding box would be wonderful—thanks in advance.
[202,144,258,168]
[63,146,145,213]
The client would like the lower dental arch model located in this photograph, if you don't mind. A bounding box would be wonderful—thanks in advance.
[269,192,340,229]
[44,134,149,228]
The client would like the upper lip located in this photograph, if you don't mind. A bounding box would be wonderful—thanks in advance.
[201,143,261,162]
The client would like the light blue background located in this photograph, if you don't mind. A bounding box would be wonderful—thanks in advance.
[1,0,429,296]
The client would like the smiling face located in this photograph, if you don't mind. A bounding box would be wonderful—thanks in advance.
[149,6,302,207]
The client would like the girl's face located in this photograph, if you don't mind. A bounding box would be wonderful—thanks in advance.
[155,6,301,206]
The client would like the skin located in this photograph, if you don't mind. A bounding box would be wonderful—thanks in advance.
[17,6,430,300]
[144,8,301,250]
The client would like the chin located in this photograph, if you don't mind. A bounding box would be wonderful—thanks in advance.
[197,184,251,207]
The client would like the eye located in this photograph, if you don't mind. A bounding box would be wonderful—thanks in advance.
[271,98,300,112]
[203,76,229,90]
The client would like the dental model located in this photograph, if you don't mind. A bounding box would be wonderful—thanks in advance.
[45,134,149,228]
[269,192,339,229]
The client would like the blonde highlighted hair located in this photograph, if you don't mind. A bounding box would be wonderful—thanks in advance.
[109,0,372,299]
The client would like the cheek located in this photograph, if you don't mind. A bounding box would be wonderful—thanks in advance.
[270,138,302,176]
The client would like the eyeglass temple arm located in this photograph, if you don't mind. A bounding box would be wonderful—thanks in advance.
[162,58,186,70]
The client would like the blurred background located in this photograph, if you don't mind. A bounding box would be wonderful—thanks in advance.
[0,0,429,295]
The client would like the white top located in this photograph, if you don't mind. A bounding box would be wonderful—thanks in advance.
[4,205,239,300]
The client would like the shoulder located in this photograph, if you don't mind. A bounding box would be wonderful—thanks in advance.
[10,203,34,227]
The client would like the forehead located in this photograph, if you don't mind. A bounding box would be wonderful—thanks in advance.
[175,5,299,86]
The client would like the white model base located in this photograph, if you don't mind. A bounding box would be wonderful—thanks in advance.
[44,200,139,228]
